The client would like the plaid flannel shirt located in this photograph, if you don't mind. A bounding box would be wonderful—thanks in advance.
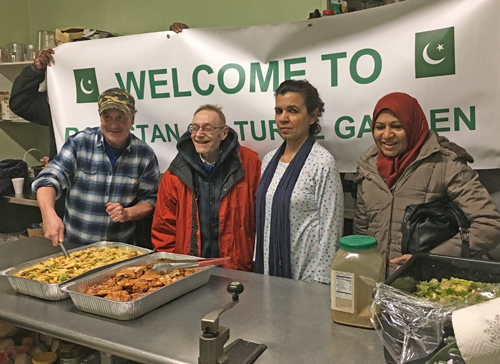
[33,127,159,245]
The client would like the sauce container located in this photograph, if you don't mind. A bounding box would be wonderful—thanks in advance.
[331,235,385,328]
[57,341,83,364]
[32,352,57,364]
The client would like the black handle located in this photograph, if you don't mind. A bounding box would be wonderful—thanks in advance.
[227,281,244,301]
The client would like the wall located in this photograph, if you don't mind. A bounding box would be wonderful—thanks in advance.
[0,122,49,166]
[1,0,326,48]
[0,0,31,48]
[0,0,325,167]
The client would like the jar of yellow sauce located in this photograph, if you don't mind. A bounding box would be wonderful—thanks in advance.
[331,235,385,328]
[32,352,57,364]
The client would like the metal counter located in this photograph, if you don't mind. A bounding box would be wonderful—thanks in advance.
[1,192,39,207]
[0,237,386,364]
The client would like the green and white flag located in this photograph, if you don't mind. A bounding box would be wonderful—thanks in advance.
[415,27,455,78]
[73,68,99,103]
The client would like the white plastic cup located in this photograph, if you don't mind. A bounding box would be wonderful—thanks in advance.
[12,177,24,194]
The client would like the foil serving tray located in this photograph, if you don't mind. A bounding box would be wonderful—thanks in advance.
[61,252,214,320]
[0,241,152,301]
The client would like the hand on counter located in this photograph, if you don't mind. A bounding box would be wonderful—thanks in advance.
[33,48,55,71]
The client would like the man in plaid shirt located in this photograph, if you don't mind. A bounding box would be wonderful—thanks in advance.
[33,88,159,246]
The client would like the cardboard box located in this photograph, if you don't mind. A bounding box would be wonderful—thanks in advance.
[1,99,22,121]
[55,27,85,45]
[19,227,44,239]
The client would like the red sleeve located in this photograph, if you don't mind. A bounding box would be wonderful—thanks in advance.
[151,171,178,252]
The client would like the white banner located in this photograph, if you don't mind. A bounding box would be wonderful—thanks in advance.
[47,0,500,172]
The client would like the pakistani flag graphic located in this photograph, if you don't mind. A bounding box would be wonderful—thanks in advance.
[74,68,99,103]
[415,27,455,79]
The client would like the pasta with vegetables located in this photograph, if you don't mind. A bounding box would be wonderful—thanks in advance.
[15,247,144,283]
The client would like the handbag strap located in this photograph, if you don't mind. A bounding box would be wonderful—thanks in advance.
[459,226,470,258]
[443,198,470,258]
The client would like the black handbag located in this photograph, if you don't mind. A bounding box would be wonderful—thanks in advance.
[401,196,470,258]
[0,159,30,195]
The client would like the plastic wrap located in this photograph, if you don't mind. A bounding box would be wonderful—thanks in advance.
[375,254,500,363]
[371,283,456,364]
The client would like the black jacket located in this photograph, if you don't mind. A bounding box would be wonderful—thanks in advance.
[10,66,56,159]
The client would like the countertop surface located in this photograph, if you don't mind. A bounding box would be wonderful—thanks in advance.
[1,191,38,206]
[0,237,387,364]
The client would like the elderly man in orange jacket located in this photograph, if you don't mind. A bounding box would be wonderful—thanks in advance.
[151,104,261,271]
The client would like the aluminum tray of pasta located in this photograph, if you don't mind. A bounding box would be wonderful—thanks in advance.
[0,241,151,301]
[61,252,214,320]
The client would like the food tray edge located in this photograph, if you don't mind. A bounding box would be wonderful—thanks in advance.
[0,241,152,301]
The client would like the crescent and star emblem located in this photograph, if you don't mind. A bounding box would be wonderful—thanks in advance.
[423,43,445,65]
[80,78,94,95]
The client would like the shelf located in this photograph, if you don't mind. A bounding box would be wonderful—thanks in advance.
[0,61,31,84]
[0,61,31,67]
[2,193,39,207]
[0,119,28,123]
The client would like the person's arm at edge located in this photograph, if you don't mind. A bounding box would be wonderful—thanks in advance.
[126,202,154,220]
[237,148,261,271]
[314,156,344,283]
[434,162,500,257]
[9,49,54,122]
[9,67,48,123]
[33,134,81,246]
[352,170,368,236]
[106,201,154,222]
[151,171,177,252]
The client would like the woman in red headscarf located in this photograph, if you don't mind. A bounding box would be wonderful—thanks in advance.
[353,92,500,276]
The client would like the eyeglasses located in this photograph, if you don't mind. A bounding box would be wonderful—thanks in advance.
[188,124,226,134]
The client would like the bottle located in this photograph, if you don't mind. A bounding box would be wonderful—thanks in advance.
[341,0,348,13]
[56,341,83,364]
[367,0,383,8]
[331,235,385,328]
[322,9,335,16]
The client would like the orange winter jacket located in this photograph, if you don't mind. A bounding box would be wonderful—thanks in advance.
[151,135,261,271]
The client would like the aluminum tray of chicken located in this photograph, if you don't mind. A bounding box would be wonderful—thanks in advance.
[0,242,151,301]
[60,252,214,320]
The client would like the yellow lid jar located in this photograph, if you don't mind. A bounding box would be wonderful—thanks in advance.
[32,352,57,364]
[331,235,385,328]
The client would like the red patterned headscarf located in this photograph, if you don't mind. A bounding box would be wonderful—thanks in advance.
[372,92,429,188]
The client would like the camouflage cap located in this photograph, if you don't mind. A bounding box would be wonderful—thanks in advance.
[98,88,135,114]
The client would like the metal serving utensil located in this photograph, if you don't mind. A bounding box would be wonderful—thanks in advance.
[59,242,70,259]
[151,256,231,272]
